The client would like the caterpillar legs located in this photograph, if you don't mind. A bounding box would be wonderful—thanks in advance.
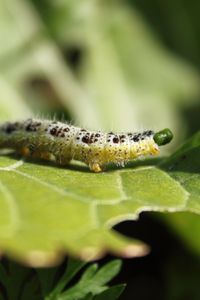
[89,162,102,173]
[18,147,54,161]
[55,155,71,166]
[18,147,102,172]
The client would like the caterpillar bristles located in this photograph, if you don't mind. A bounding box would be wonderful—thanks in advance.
[0,118,173,172]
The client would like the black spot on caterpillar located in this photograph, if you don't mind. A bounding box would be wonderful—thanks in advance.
[0,119,173,172]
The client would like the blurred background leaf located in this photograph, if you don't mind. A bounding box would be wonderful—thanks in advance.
[0,0,199,142]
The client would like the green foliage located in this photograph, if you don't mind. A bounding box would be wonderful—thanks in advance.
[0,0,200,298]
[0,131,199,266]
[0,258,124,300]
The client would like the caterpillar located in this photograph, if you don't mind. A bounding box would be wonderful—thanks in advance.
[0,119,173,172]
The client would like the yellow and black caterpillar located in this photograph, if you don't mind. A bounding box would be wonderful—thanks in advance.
[0,119,173,172]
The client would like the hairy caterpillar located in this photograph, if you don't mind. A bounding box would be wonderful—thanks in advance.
[0,119,173,172]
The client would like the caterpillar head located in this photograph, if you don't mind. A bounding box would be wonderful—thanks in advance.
[153,128,173,146]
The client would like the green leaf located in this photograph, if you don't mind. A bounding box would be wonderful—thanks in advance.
[38,259,86,300]
[86,260,122,286]
[157,132,200,256]
[80,264,98,281]
[93,284,125,300]
[47,258,86,299]
[57,260,122,300]
[161,131,200,213]
[0,0,200,267]
[39,258,86,300]
[0,132,199,266]
[163,212,200,256]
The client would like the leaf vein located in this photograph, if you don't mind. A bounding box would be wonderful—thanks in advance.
[0,180,20,232]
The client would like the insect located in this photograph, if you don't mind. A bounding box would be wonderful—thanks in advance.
[0,118,173,172]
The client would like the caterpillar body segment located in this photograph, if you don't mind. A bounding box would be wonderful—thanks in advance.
[0,119,173,172]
